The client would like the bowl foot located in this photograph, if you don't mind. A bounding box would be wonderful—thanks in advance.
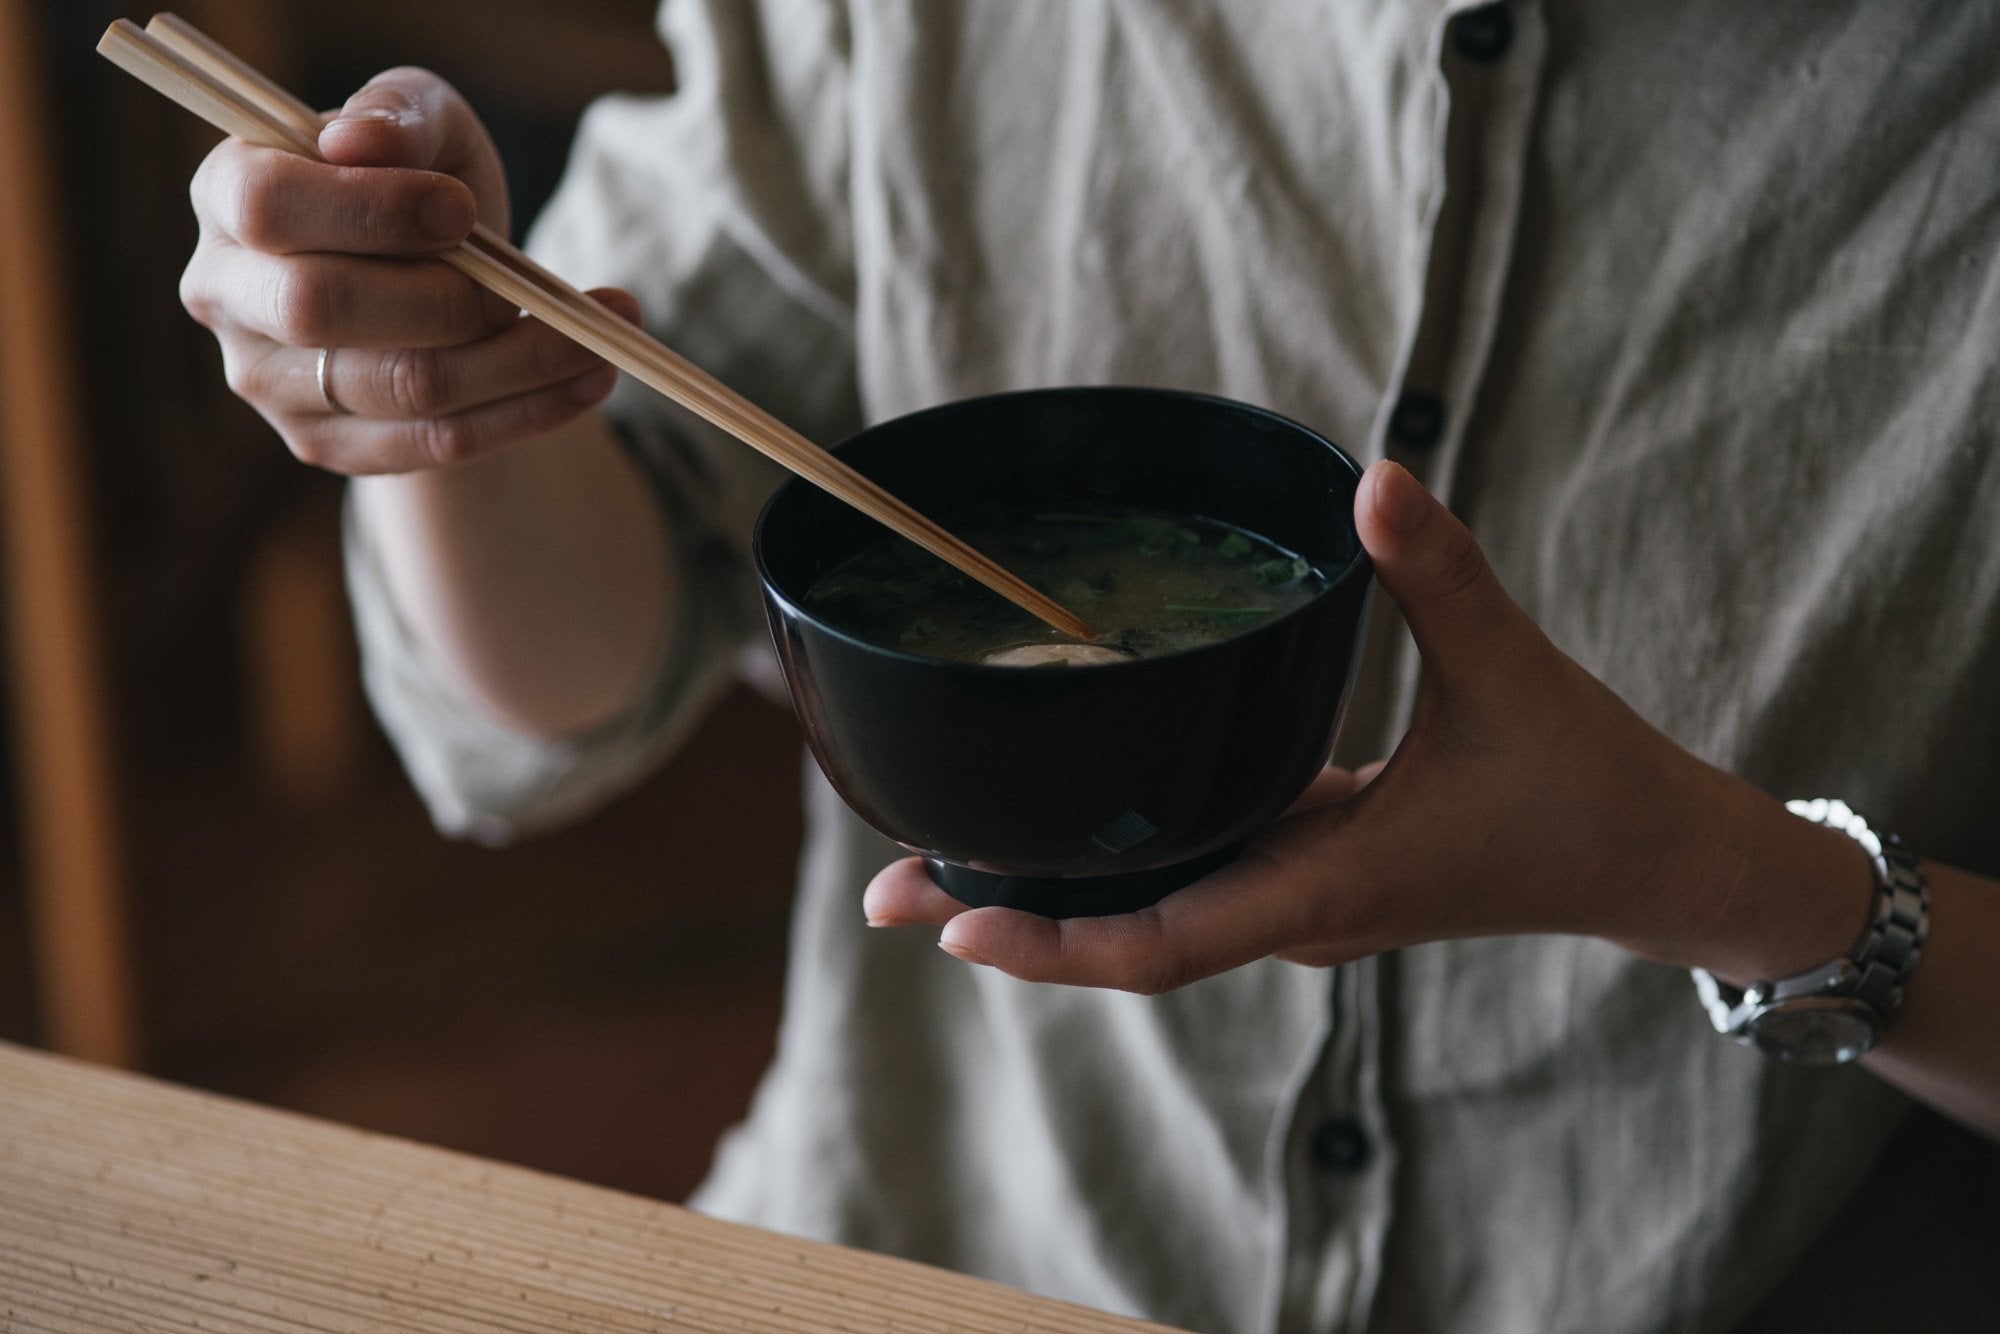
[922,843,1244,919]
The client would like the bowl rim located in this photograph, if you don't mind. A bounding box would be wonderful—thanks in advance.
[752,384,1374,675]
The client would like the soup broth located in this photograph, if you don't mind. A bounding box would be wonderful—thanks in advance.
[801,503,1329,664]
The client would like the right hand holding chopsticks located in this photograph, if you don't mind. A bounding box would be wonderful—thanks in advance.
[117,14,1090,637]
[179,68,638,475]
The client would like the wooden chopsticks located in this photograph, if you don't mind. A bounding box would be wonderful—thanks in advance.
[97,15,1095,642]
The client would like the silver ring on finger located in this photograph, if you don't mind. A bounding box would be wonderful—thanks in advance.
[316,347,353,416]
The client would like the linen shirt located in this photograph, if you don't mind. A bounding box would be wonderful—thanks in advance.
[346,2,2000,1330]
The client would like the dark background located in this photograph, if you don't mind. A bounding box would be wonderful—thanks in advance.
[1,0,803,1205]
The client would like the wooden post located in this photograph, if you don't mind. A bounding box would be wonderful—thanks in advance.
[0,0,140,1066]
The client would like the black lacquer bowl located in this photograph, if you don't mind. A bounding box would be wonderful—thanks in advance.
[753,386,1372,918]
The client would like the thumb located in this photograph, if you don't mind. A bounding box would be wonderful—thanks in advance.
[319,68,508,233]
[1354,460,1529,682]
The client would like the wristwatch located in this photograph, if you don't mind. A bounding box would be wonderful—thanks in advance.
[1691,798,1929,1065]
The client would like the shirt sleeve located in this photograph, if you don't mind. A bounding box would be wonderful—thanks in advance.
[346,0,861,844]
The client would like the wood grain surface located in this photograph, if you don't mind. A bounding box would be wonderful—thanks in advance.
[0,1042,1184,1333]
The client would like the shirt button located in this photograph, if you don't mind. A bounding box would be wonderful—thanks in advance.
[1448,3,1515,63]
[1308,1116,1373,1175]
[1386,390,1446,450]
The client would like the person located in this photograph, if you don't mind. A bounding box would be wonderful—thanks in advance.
[178,1,2000,1328]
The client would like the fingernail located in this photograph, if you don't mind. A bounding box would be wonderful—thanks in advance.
[326,105,404,137]
[1369,460,1429,537]
[420,187,473,241]
[939,939,990,966]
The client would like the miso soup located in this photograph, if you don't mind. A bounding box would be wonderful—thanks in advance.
[801,503,1328,665]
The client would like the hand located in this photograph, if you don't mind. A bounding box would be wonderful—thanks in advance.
[864,460,1765,993]
[180,67,636,474]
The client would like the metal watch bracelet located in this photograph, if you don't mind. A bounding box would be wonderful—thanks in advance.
[1691,798,1930,1064]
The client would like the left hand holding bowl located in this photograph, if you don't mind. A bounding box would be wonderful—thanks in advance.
[864,459,1793,994]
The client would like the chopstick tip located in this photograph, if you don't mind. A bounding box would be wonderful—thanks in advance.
[97,18,144,53]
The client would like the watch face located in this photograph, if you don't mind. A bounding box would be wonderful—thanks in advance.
[1748,998,1879,1065]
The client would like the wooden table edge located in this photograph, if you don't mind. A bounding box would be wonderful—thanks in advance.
[0,1040,1187,1333]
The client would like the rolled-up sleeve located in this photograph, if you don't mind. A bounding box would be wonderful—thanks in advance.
[347,0,860,843]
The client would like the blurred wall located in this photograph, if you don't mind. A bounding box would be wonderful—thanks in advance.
[0,0,804,1204]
